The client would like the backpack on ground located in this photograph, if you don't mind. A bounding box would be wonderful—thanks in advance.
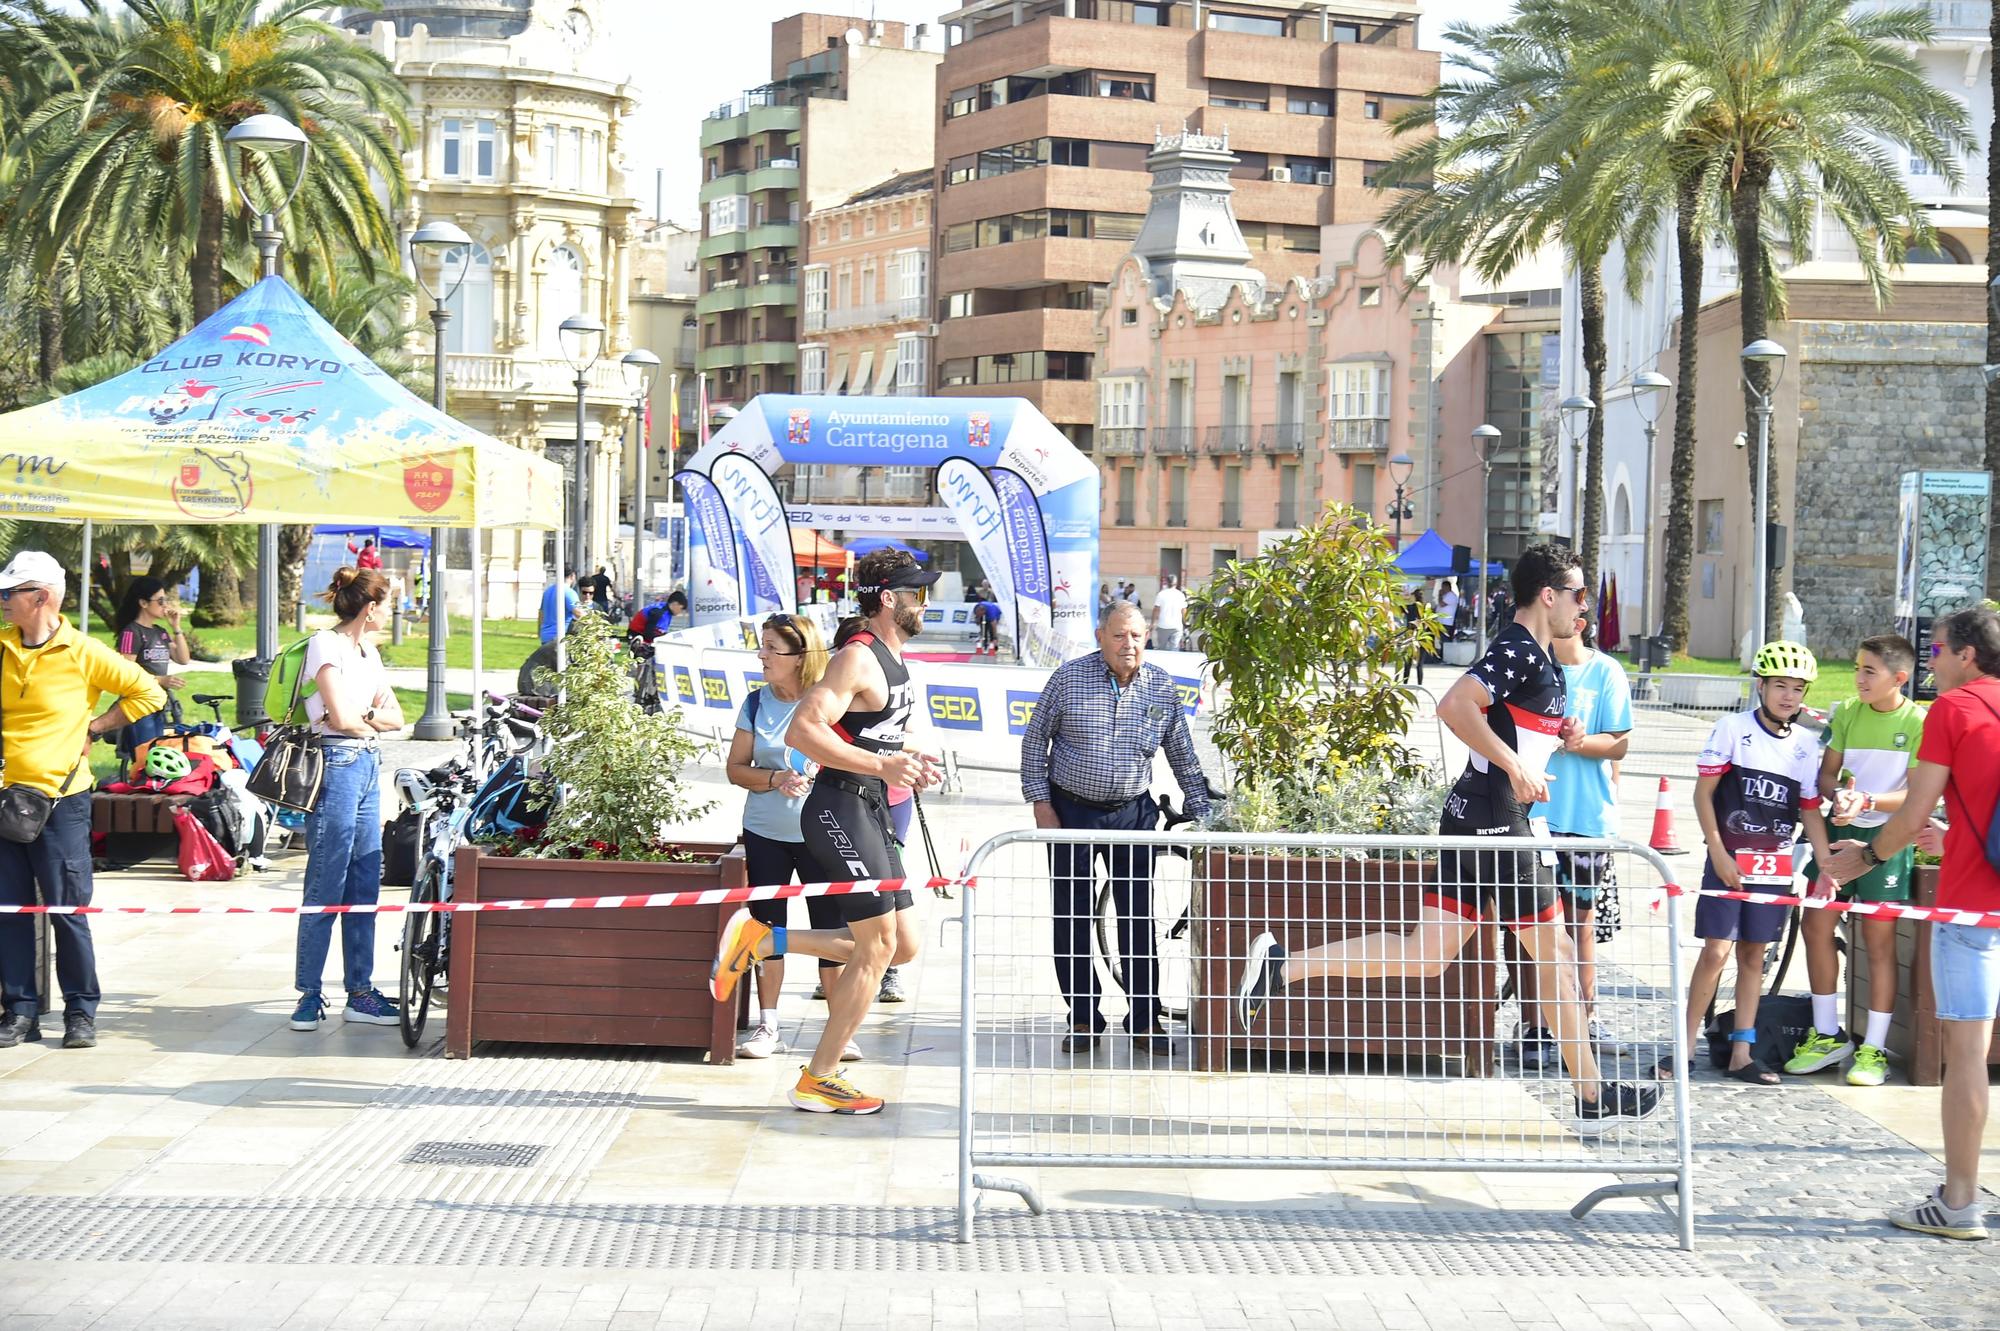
[1706,994,1814,1075]
[184,785,247,863]
[259,636,319,728]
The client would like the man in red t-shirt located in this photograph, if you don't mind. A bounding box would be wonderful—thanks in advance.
[1828,605,2000,1241]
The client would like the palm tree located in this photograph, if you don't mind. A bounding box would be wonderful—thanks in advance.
[1375,0,1641,593]
[16,0,411,324]
[1590,0,1972,644]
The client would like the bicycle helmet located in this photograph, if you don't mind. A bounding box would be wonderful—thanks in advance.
[1752,640,1818,683]
[144,746,193,783]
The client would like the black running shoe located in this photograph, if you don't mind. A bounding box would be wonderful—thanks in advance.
[1235,932,1286,1033]
[1574,1081,1661,1137]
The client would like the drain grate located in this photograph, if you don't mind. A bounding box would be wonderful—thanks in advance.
[401,1141,547,1168]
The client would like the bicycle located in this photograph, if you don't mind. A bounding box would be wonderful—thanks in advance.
[1090,786,1218,1023]
[626,635,664,715]
[394,694,550,1048]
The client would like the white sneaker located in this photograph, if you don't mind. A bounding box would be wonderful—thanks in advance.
[1588,1020,1630,1056]
[840,1039,863,1063]
[735,1022,783,1059]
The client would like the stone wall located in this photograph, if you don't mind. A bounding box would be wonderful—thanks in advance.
[1791,320,1985,659]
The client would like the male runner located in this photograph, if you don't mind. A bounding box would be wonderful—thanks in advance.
[1234,543,1659,1133]
[711,547,941,1114]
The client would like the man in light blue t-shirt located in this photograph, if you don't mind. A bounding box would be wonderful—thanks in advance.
[1519,607,1634,1068]
[538,572,581,645]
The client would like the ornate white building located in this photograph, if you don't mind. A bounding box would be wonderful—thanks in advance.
[346,0,643,616]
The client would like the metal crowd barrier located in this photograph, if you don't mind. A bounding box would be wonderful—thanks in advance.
[1627,671,1752,713]
[953,830,1695,1249]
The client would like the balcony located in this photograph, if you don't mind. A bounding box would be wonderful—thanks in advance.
[1149,426,1197,457]
[1115,501,1136,527]
[1099,427,1145,457]
[1166,503,1189,528]
[1220,502,1242,529]
[436,353,629,401]
[697,341,799,372]
[803,307,826,334]
[700,93,800,149]
[1326,418,1387,453]
[826,300,903,331]
[696,280,797,316]
[1204,424,1252,456]
[1853,1,1989,41]
[1260,423,1308,455]
[698,159,801,205]
[697,221,799,260]
[1276,503,1299,529]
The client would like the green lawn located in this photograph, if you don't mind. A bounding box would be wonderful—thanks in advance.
[87,616,542,671]
[1609,651,1855,711]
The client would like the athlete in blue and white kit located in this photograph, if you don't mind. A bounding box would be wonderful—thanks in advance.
[1234,543,1658,1132]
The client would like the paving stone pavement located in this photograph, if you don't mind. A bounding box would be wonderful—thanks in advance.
[3,675,1995,1329]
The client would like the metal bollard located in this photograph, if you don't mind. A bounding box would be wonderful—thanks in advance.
[293,599,306,633]
[391,604,405,646]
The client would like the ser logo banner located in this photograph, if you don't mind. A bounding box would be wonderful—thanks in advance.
[1005,690,1040,735]
[927,684,982,730]
[1171,676,1200,716]
[701,669,732,708]
[674,667,698,704]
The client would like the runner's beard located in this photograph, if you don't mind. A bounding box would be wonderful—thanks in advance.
[894,604,923,637]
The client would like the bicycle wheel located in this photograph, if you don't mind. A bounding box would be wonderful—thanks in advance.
[399,859,444,1048]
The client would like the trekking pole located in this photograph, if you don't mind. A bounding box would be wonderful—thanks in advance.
[913,790,949,899]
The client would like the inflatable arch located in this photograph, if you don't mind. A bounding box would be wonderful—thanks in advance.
[684,395,1101,663]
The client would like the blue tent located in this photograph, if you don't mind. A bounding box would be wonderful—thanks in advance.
[1393,528,1502,578]
[315,523,431,550]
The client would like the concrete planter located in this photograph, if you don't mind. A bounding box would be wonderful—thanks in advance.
[444,841,750,1062]
[1847,863,2000,1086]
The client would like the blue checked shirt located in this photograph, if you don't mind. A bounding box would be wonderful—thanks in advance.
[1020,654,1212,815]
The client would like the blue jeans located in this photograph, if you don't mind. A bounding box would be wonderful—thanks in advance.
[1931,921,2000,1022]
[0,791,98,1019]
[295,744,382,996]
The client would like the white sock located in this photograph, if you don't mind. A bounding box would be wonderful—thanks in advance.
[760,1007,779,1030]
[1865,1009,1892,1049]
[1812,992,1840,1037]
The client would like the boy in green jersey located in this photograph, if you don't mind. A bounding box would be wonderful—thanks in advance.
[1787,635,1925,1086]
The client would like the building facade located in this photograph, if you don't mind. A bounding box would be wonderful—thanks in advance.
[934,0,1434,455]
[621,220,699,594]
[1554,2,1991,653]
[1095,130,1552,596]
[698,16,942,413]
[348,0,643,615]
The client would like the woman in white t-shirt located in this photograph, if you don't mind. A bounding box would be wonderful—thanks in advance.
[289,566,404,1034]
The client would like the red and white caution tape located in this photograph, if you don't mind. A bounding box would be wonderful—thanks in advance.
[0,875,973,917]
[1663,882,2000,930]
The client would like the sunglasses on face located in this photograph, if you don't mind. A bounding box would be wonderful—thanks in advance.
[1930,642,1948,658]
[0,587,45,602]
[1555,583,1588,603]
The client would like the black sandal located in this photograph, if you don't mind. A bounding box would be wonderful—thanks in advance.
[1654,1056,1694,1081]
[1726,1061,1781,1086]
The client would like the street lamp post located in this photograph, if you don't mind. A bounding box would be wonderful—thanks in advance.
[1387,451,1415,549]
[558,315,606,577]
[621,349,660,608]
[1740,339,1788,652]
[1471,424,1502,652]
[1631,370,1671,676]
[223,114,309,679]
[1559,395,1594,544]
[407,220,475,741]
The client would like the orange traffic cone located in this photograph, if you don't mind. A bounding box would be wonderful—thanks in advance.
[1648,777,1686,855]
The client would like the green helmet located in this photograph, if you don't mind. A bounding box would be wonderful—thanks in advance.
[144,745,192,783]
[1753,640,1818,683]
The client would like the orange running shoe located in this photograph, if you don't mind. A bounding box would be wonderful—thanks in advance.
[710,908,773,1003]
[788,1066,885,1115]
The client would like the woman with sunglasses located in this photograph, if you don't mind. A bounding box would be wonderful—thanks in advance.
[112,577,191,767]
[725,613,831,1058]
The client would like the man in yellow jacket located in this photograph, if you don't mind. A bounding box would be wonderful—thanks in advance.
[0,551,165,1051]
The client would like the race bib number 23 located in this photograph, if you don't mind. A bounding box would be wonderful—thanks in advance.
[1735,848,1794,887]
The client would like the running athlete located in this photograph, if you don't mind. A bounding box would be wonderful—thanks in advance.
[1235,543,1659,1132]
[711,547,942,1114]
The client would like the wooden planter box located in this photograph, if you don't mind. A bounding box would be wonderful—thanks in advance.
[1191,850,1498,1075]
[1848,864,2000,1087]
[444,841,750,1062]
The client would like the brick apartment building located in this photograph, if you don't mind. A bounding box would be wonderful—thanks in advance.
[697,14,940,411]
[932,0,1434,455]
[1097,129,1563,595]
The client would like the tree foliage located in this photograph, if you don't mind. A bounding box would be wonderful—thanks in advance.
[1189,505,1433,809]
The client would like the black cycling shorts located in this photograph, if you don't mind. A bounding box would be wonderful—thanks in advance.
[799,780,912,924]
[1430,788,1562,928]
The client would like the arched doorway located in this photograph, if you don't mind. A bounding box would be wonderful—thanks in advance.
[443,245,493,355]
[541,244,584,356]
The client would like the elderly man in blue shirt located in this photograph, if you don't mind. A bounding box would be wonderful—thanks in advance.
[1022,599,1213,1055]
